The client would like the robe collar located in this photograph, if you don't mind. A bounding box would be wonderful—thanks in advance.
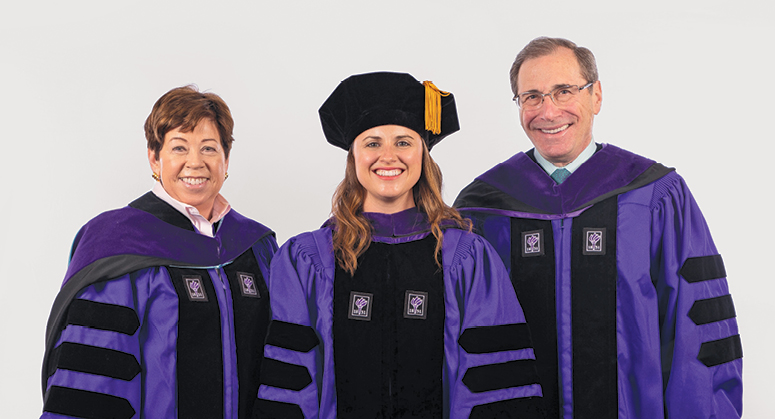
[363,207,430,238]
[475,143,662,214]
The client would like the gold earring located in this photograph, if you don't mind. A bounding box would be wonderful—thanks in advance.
[224,172,229,180]
[152,172,160,181]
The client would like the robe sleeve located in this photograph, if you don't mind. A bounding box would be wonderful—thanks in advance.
[255,232,331,419]
[443,230,544,418]
[651,173,743,418]
[252,233,279,285]
[42,268,168,419]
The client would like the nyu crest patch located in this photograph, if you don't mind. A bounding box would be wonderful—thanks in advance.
[521,229,544,257]
[348,291,373,321]
[183,275,208,302]
[404,290,428,319]
[237,272,260,298]
[583,228,606,255]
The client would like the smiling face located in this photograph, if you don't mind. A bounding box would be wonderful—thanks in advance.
[148,118,229,219]
[517,47,602,166]
[352,124,423,214]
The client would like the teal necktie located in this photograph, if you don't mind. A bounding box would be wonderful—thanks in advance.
[551,168,571,184]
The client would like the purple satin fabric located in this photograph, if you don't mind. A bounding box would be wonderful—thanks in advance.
[477,144,655,214]
[260,211,542,418]
[64,207,270,286]
[458,145,743,418]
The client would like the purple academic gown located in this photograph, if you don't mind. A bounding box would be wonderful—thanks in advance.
[255,208,543,418]
[41,192,277,419]
[454,144,742,419]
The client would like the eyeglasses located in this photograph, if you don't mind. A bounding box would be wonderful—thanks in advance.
[513,82,595,110]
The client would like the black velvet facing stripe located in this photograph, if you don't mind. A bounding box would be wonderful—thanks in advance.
[462,359,540,393]
[680,255,726,283]
[458,323,533,354]
[128,192,196,232]
[48,342,140,381]
[454,179,548,214]
[698,335,743,367]
[469,397,545,419]
[253,398,305,419]
[571,196,618,419]
[266,320,320,352]
[259,358,312,391]
[688,295,737,325]
[333,236,444,418]
[168,266,223,419]
[44,386,135,419]
[222,250,271,419]
[66,299,140,335]
[510,218,559,418]
[454,154,674,216]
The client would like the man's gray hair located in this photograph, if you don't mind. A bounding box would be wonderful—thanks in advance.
[509,37,599,95]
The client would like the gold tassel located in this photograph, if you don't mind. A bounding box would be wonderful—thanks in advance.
[423,81,450,135]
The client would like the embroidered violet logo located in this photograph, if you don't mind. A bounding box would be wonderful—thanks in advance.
[582,228,606,255]
[526,233,540,253]
[184,276,207,301]
[404,291,428,319]
[527,235,538,249]
[521,230,544,257]
[348,292,373,320]
[355,297,368,315]
[587,231,601,251]
[409,296,424,315]
[237,272,259,297]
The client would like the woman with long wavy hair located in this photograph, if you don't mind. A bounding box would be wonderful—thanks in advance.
[255,72,543,418]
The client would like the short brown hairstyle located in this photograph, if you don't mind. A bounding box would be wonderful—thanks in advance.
[144,85,235,158]
[509,37,599,95]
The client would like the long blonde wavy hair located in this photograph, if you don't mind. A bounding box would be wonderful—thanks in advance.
[331,140,471,275]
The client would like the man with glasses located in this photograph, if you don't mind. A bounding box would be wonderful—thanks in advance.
[454,37,742,418]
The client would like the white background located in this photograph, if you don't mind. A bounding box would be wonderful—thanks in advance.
[2,1,772,416]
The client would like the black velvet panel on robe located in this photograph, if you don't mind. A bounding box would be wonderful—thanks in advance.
[222,250,271,419]
[333,235,444,418]
[510,219,559,418]
[571,196,618,419]
[167,266,224,419]
[510,195,619,419]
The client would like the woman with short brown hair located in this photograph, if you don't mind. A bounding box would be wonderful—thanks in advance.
[42,85,277,419]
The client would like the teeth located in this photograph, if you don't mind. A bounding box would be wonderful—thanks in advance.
[541,124,569,134]
[181,177,207,185]
[376,169,402,177]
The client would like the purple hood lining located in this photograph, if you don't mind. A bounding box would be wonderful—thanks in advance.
[43,203,272,394]
[459,144,673,216]
[64,206,271,284]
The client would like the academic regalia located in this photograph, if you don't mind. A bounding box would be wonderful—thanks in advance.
[255,208,543,418]
[41,192,277,419]
[454,143,743,419]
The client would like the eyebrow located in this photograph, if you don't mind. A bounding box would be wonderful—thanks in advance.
[359,133,417,143]
[168,137,219,143]
[519,83,574,94]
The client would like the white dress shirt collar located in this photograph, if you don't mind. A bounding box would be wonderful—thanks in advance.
[151,182,231,237]
[534,138,597,175]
